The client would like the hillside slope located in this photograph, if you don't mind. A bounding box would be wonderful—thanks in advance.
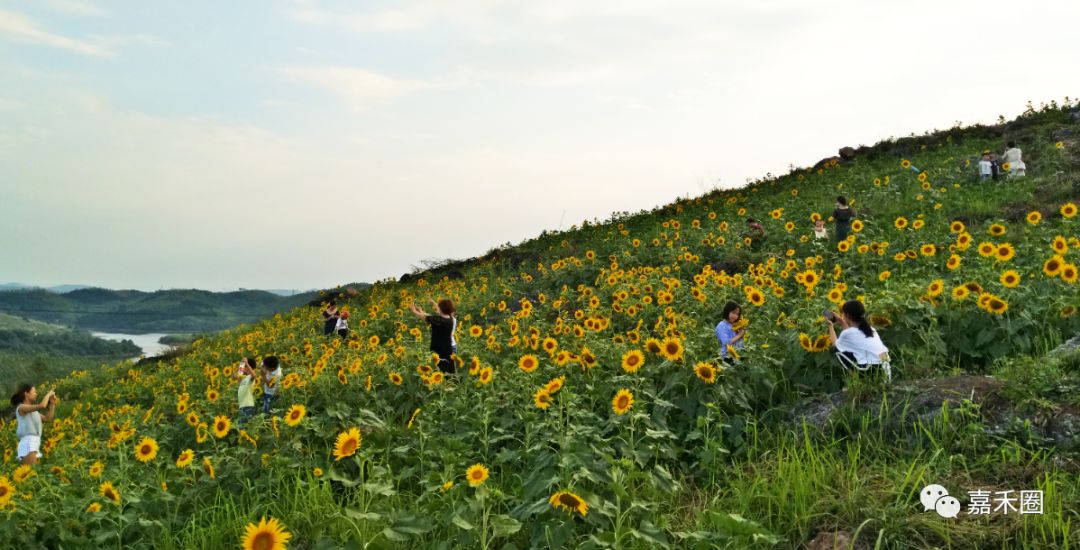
[4,103,1079,549]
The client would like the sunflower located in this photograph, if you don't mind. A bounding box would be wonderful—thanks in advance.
[964,281,984,294]
[99,481,120,504]
[950,220,965,234]
[549,490,589,517]
[978,242,996,257]
[894,217,908,230]
[912,219,925,230]
[284,404,306,427]
[533,388,553,410]
[827,288,844,304]
[175,449,195,468]
[541,337,558,355]
[878,271,891,282]
[88,461,104,478]
[213,415,231,439]
[988,223,1006,236]
[799,333,814,351]
[466,464,489,487]
[0,476,14,506]
[619,349,645,374]
[986,296,1009,315]
[994,243,1015,262]
[134,437,159,463]
[746,287,766,306]
[1062,305,1077,318]
[1051,236,1068,255]
[660,337,684,361]
[333,428,361,461]
[1062,263,1078,284]
[1062,202,1077,218]
[86,502,101,513]
[851,219,864,232]
[694,362,717,384]
[952,286,969,301]
[407,408,421,429]
[956,232,972,249]
[478,367,493,385]
[920,244,937,257]
[1000,270,1021,288]
[901,159,911,169]
[545,376,565,394]
[1043,255,1065,277]
[242,516,292,550]
[612,388,634,415]
[13,465,34,484]
[517,354,539,373]
[206,388,219,402]
[1026,211,1042,225]
[185,412,200,427]
[946,255,961,270]
[926,280,944,298]
[812,334,831,352]
[202,458,215,479]
[837,241,851,253]
[388,372,404,386]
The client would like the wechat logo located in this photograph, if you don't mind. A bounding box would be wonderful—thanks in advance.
[921,484,960,518]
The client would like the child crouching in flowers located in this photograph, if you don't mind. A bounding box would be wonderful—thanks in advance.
[10,384,58,465]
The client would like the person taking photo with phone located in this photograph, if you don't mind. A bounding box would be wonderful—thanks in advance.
[825,300,888,366]
[10,384,59,465]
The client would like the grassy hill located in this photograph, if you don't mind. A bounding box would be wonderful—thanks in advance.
[0,312,67,334]
[0,287,328,333]
[2,102,1079,548]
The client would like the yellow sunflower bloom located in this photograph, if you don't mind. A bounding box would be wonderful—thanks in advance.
[332,428,362,461]
[612,388,634,415]
[466,464,489,487]
[284,404,306,427]
[242,516,292,550]
[549,490,589,517]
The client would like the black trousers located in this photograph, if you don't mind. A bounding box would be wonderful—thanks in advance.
[323,320,336,335]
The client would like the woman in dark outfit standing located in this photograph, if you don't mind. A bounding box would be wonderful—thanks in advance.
[833,196,854,244]
[409,298,457,374]
[321,300,340,336]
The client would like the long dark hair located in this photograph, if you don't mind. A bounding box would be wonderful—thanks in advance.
[10,383,33,407]
[720,301,741,323]
[836,195,848,207]
[841,300,874,338]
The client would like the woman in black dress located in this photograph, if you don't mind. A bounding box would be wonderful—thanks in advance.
[833,196,854,243]
[321,300,340,336]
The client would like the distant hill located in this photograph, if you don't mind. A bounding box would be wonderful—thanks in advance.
[0,311,68,334]
[0,283,92,293]
[0,287,328,333]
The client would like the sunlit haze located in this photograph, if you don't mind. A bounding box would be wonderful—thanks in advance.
[3,0,1078,290]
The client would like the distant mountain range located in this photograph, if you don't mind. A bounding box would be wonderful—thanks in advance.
[0,283,316,297]
[0,285,366,333]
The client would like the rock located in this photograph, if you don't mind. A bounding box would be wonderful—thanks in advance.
[1051,128,1073,141]
[399,273,413,283]
[807,530,855,550]
[1070,111,1080,123]
[839,147,856,161]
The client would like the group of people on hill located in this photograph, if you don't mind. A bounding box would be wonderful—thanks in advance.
[978,141,1027,181]
[321,301,350,339]
[236,355,283,420]
[716,298,889,371]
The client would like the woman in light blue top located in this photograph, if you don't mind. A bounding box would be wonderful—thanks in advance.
[714,301,745,365]
[11,383,58,465]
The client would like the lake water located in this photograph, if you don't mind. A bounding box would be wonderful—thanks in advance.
[92,332,176,359]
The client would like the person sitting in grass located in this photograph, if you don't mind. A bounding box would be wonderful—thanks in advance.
[236,357,258,423]
[10,384,58,466]
[409,298,457,374]
[260,356,283,414]
[825,300,889,367]
[715,301,746,365]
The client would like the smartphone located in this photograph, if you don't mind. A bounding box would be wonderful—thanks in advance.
[823,310,838,322]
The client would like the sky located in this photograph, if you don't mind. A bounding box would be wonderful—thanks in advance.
[2,0,1079,292]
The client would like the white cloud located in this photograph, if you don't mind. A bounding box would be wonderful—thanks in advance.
[0,8,112,56]
[278,66,435,112]
[40,0,105,17]
[89,33,168,47]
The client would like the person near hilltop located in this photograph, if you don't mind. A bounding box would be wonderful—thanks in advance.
[236,357,258,423]
[832,196,854,243]
[744,218,766,251]
[321,300,340,336]
[409,298,457,374]
[260,356,283,414]
[335,311,350,339]
[1002,141,1026,177]
[714,301,746,365]
[10,383,58,465]
[825,300,889,367]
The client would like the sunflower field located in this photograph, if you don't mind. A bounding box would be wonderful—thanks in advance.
[2,102,1080,549]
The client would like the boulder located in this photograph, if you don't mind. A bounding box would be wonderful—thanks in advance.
[839,146,856,161]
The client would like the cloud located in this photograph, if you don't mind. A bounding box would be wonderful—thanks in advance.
[89,33,168,48]
[0,8,112,56]
[278,66,434,112]
[40,0,105,17]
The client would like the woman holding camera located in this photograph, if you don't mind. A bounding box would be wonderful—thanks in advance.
[10,384,59,465]
[825,300,888,366]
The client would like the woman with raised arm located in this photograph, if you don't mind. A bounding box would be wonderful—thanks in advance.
[409,298,457,374]
[11,384,59,465]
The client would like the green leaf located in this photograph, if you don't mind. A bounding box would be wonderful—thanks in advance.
[631,520,670,547]
[343,508,382,522]
[451,514,475,531]
[491,514,522,537]
[381,513,435,541]
[362,481,397,497]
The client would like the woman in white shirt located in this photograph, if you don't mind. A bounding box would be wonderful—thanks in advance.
[1002,141,1026,176]
[826,300,888,365]
[10,384,58,465]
